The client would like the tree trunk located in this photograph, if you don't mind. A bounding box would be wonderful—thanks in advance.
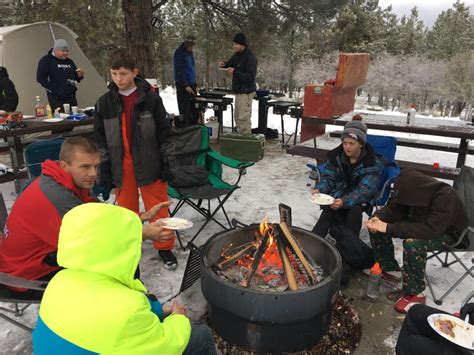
[422,91,428,113]
[452,101,466,117]
[377,93,384,107]
[367,93,371,104]
[122,0,156,78]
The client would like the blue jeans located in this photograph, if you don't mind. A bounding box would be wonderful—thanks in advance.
[183,324,217,355]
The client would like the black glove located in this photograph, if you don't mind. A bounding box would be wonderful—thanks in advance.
[459,303,474,325]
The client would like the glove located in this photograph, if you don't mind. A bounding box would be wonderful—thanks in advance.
[92,184,110,201]
[460,303,474,325]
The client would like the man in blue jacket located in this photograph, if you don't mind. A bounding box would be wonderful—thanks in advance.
[36,39,85,112]
[173,35,198,126]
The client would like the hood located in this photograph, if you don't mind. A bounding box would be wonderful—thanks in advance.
[57,203,146,292]
[0,67,9,79]
[392,169,448,207]
[41,160,93,203]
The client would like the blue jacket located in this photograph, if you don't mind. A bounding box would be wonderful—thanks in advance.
[316,143,383,207]
[36,49,82,99]
[173,43,196,86]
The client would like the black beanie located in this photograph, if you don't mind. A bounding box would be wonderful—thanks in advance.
[233,33,247,46]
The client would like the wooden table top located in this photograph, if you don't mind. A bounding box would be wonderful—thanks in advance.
[0,117,94,139]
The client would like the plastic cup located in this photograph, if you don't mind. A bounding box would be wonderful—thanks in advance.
[71,106,79,114]
[63,103,70,114]
[433,162,440,169]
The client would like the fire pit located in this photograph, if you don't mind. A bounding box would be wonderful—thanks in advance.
[201,223,342,353]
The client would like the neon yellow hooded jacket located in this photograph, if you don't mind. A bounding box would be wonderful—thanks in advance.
[34,203,191,354]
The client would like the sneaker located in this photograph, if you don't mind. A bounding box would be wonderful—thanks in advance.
[159,250,178,271]
[394,293,426,314]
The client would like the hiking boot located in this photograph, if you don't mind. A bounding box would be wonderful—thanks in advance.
[394,293,426,314]
[159,250,178,271]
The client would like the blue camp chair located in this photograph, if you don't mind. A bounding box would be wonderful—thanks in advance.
[23,138,64,178]
[307,135,400,209]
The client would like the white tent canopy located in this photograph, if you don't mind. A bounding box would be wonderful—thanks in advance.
[0,22,107,114]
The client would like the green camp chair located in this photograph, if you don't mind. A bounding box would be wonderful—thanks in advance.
[167,126,254,249]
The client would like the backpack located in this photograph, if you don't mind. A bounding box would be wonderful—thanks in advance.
[161,125,209,188]
[329,225,375,270]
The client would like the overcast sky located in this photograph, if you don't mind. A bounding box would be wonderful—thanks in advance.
[378,0,474,27]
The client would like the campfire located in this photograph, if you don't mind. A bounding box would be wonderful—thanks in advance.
[213,218,324,292]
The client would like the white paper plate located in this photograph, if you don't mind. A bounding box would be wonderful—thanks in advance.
[427,313,474,350]
[309,193,335,205]
[160,218,193,230]
[42,118,63,123]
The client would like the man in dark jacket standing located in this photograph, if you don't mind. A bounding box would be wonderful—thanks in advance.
[312,120,383,237]
[367,170,468,313]
[173,35,198,125]
[94,50,178,270]
[219,33,257,133]
[36,39,85,112]
[0,67,19,112]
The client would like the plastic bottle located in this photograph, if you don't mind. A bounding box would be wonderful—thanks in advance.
[46,104,52,119]
[34,96,46,117]
[367,262,382,299]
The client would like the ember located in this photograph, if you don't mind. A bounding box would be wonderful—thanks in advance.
[214,217,324,291]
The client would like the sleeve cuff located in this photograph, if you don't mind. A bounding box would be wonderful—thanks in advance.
[148,299,164,322]
[386,223,396,238]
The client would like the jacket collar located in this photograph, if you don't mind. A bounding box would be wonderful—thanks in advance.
[108,76,151,105]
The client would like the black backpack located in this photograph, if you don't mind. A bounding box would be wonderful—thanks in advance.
[161,125,209,188]
[329,225,375,270]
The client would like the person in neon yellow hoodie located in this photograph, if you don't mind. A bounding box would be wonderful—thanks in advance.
[32,203,216,354]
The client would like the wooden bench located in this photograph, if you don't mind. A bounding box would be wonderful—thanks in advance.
[328,130,474,155]
[286,145,461,180]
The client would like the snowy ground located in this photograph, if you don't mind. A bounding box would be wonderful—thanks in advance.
[0,88,473,354]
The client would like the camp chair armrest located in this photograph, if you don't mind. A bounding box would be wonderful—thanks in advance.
[446,226,474,249]
[207,150,254,170]
[0,272,48,291]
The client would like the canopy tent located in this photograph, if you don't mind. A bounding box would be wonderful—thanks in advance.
[0,22,107,114]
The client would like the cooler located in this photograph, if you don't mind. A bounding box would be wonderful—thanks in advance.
[301,53,370,142]
[220,133,265,162]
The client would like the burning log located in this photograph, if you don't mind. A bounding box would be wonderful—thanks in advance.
[216,243,255,270]
[277,241,298,291]
[279,222,316,283]
[241,229,270,288]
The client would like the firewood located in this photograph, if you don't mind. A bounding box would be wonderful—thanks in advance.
[216,243,255,270]
[241,230,270,288]
[278,242,298,290]
[279,222,316,283]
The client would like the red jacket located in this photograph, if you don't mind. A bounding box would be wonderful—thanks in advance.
[0,160,94,281]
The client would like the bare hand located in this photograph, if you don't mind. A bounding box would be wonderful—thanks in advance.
[142,220,175,243]
[227,67,235,75]
[162,304,172,316]
[218,61,225,68]
[76,68,85,78]
[171,301,186,315]
[185,86,195,95]
[366,218,388,233]
[311,188,320,195]
[330,198,343,210]
[140,201,172,222]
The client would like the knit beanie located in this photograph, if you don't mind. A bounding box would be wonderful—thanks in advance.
[341,120,367,144]
[184,35,196,45]
[233,33,247,46]
[53,39,69,51]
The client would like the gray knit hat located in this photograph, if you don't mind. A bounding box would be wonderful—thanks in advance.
[341,120,367,144]
[53,39,69,51]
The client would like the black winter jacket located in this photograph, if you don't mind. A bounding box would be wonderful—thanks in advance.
[36,49,82,99]
[224,47,257,94]
[0,69,18,111]
[375,169,468,241]
[94,77,170,190]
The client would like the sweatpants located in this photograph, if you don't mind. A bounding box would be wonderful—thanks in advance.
[312,205,365,237]
[370,231,451,294]
[234,92,255,133]
[396,304,470,355]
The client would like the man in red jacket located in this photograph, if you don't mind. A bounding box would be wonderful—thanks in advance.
[0,137,172,299]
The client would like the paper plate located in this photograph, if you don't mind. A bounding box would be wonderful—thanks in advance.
[160,217,193,230]
[42,118,63,123]
[427,313,474,350]
[309,193,335,205]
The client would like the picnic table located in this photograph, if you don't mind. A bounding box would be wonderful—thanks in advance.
[287,115,474,180]
[0,117,94,191]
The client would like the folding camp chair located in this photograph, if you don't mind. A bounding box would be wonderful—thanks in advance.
[167,126,254,249]
[0,192,47,332]
[23,138,64,177]
[307,134,400,210]
[425,166,474,305]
